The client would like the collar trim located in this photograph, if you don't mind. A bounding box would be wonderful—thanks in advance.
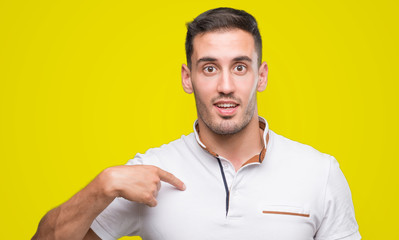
[193,117,269,166]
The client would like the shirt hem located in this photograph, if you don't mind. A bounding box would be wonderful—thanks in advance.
[91,218,119,240]
[315,227,361,240]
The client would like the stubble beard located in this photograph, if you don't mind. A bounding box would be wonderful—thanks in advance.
[194,91,257,136]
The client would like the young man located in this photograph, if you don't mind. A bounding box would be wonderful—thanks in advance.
[33,8,360,240]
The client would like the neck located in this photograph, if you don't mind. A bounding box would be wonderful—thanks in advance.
[198,114,264,171]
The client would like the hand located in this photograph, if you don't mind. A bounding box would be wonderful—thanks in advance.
[101,165,186,207]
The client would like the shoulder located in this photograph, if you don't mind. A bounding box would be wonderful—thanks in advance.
[125,133,197,166]
[268,130,335,173]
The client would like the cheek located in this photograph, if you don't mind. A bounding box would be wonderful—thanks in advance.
[193,79,217,96]
[236,79,257,99]
[193,84,214,104]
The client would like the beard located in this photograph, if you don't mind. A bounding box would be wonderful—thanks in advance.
[193,90,257,135]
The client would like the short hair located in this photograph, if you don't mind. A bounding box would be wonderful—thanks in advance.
[185,7,262,69]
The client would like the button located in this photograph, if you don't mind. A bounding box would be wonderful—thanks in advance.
[222,162,229,168]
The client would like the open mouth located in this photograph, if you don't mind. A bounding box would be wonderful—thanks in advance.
[214,101,239,115]
[215,103,239,109]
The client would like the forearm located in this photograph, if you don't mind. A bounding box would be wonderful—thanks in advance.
[32,165,186,239]
[32,169,115,240]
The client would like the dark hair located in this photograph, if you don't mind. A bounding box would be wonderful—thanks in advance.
[185,7,262,69]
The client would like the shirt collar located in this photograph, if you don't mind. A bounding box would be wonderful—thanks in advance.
[193,116,269,165]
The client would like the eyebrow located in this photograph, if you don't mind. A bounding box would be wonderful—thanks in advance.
[196,57,217,66]
[233,56,252,62]
[195,56,252,67]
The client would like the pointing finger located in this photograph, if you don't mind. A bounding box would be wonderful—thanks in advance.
[158,169,186,191]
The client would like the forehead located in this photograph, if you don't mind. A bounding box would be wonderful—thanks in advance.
[192,29,257,63]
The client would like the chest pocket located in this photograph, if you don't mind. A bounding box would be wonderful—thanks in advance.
[261,205,310,218]
[249,204,315,240]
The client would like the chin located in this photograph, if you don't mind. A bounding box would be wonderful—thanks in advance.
[209,118,247,135]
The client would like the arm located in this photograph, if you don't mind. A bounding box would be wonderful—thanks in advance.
[32,165,186,240]
[315,157,360,240]
[83,229,101,240]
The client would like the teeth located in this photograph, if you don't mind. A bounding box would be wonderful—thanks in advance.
[217,103,237,108]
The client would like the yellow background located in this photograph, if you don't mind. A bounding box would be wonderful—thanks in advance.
[1,0,398,239]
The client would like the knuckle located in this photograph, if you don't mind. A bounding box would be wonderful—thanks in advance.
[143,193,153,202]
[150,175,160,183]
[149,165,159,172]
[165,171,174,178]
[150,185,158,193]
[149,166,161,176]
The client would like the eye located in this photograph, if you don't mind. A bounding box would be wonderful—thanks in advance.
[233,64,247,74]
[203,66,217,73]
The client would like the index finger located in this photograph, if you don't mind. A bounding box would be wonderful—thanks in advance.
[158,169,186,191]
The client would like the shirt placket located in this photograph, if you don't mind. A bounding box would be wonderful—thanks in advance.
[217,156,261,218]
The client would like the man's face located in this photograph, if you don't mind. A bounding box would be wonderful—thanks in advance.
[182,29,268,135]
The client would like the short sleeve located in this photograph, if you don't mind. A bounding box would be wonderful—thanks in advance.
[90,157,144,239]
[91,197,141,240]
[315,156,360,240]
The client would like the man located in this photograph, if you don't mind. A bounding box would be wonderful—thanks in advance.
[33,7,360,240]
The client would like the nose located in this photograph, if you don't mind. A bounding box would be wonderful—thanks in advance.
[217,70,236,94]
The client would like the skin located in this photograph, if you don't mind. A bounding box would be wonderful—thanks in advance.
[32,28,268,240]
[182,29,268,170]
[32,166,185,240]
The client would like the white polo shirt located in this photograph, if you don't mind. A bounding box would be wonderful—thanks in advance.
[91,117,360,240]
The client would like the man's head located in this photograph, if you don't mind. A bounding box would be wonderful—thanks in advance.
[185,7,262,69]
[181,8,268,136]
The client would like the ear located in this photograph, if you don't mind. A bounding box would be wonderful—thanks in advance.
[257,62,268,92]
[181,64,193,94]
